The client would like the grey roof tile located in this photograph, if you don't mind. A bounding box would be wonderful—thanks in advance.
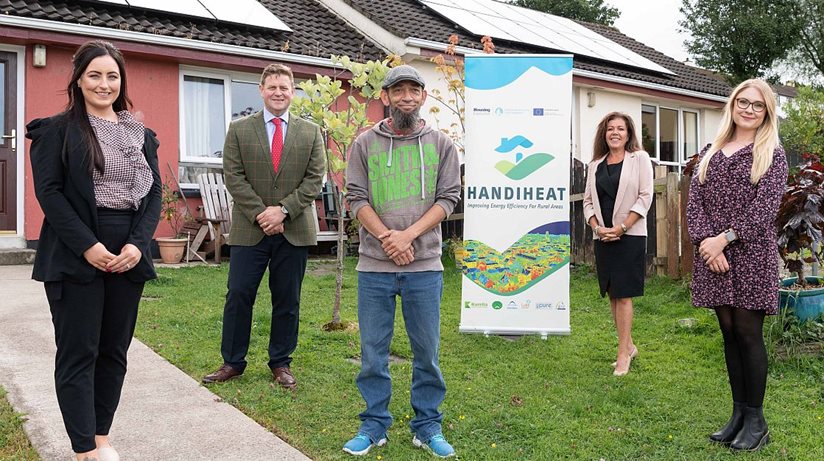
[0,0,386,62]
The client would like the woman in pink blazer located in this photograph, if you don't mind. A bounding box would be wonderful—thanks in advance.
[583,112,654,376]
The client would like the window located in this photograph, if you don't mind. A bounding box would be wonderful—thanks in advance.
[682,110,699,159]
[640,104,700,172]
[178,67,305,187]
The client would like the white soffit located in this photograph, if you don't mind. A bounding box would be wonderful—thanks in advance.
[90,0,292,32]
[419,0,674,75]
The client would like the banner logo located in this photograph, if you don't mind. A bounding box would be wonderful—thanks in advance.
[494,135,554,180]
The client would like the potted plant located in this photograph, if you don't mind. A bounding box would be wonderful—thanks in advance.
[776,154,824,321]
[156,180,189,264]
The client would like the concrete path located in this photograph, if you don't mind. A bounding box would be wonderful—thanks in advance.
[0,265,311,461]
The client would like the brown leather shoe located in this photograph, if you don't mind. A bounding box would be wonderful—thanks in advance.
[272,366,296,389]
[202,364,243,383]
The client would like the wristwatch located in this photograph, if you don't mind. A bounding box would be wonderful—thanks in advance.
[724,228,738,243]
[620,223,628,234]
[281,205,289,216]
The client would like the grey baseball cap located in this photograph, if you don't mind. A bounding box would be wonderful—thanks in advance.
[382,65,426,89]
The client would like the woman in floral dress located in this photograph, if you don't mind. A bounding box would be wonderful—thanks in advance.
[686,79,787,452]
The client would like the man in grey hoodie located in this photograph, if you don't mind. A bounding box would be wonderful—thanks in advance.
[342,65,461,458]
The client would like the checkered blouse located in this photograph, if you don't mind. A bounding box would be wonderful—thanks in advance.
[89,111,152,210]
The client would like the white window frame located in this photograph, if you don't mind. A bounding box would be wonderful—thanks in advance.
[641,103,701,174]
[179,66,262,165]
[681,108,701,163]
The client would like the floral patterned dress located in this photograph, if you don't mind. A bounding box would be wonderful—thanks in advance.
[686,144,788,314]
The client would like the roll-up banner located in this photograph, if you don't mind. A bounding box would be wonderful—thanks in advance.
[458,55,573,337]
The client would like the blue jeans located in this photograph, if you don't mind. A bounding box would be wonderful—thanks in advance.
[356,271,446,444]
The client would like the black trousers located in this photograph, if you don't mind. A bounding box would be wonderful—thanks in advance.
[221,233,308,372]
[45,209,144,453]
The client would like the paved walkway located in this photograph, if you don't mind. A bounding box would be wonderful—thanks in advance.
[0,265,311,461]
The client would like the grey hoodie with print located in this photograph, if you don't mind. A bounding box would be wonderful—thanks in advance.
[345,119,461,272]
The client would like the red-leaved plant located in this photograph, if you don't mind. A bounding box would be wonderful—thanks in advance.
[776,154,824,288]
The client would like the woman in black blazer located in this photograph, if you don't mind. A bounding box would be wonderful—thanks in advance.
[26,40,160,461]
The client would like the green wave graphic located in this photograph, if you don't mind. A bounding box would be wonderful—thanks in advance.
[498,153,554,180]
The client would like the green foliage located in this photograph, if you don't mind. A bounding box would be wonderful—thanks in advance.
[137,262,824,460]
[793,0,824,76]
[512,0,620,26]
[290,55,390,179]
[0,387,40,460]
[160,179,183,237]
[679,0,804,83]
[766,307,824,359]
[781,86,824,161]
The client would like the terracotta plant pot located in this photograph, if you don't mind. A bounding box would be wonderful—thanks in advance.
[156,237,188,264]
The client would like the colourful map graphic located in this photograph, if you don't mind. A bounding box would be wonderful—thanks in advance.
[457,222,570,295]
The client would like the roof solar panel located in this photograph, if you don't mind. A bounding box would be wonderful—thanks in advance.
[419,0,674,75]
[88,0,291,32]
[200,0,291,32]
[127,0,213,19]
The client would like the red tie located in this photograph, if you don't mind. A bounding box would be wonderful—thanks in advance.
[271,118,283,172]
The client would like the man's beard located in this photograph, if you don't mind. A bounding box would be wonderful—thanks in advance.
[390,106,421,132]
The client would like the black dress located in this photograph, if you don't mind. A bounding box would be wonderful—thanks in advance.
[593,160,646,299]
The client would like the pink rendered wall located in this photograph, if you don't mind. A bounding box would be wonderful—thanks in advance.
[24,46,180,240]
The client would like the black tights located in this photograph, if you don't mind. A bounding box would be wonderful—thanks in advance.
[715,306,767,407]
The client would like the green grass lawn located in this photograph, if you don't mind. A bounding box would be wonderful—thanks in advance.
[0,387,39,460]
[138,259,824,460]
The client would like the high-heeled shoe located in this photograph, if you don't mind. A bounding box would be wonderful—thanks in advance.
[611,346,638,368]
[98,446,120,461]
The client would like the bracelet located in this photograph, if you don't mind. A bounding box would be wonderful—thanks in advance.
[594,225,601,234]
[620,223,628,234]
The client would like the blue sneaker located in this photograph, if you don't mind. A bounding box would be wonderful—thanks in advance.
[342,432,387,456]
[413,433,456,458]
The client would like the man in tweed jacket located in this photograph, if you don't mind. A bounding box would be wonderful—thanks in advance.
[203,63,325,389]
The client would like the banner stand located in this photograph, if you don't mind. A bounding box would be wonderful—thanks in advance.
[458,54,573,337]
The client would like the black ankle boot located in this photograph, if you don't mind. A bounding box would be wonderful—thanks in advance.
[730,406,770,451]
[709,401,745,445]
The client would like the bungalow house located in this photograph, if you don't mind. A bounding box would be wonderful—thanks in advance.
[0,0,386,250]
[318,0,733,168]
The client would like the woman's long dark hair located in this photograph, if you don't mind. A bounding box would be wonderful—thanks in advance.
[64,40,132,174]
[592,112,641,161]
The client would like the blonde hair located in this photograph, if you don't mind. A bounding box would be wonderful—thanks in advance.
[698,79,780,184]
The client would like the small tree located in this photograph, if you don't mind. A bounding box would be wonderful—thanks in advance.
[290,55,392,329]
[160,179,184,238]
[776,155,824,287]
[428,35,496,156]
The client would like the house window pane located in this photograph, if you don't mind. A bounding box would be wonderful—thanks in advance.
[183,76,226,160]
[231,81,261,120]
[659,108,678,163]
[641,104,657,156]
[683,111,698,161]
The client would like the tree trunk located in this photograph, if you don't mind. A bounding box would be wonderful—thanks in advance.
[332,189,345,324]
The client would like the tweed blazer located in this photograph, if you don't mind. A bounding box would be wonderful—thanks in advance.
[583,150,654,238]
[222,111,325,247]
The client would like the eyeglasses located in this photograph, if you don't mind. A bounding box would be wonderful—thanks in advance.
[735,98,766,113]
